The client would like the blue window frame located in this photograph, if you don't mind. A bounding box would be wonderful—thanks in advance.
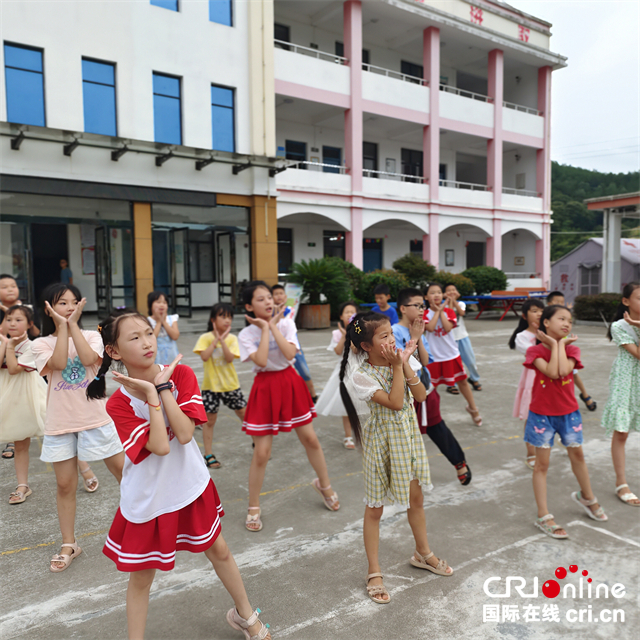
[153,73,181,144]
[4,43,45,126]
[211,85,234,152]
[150,0,178,11]
[209,0,232,26]
[82,59,116,136]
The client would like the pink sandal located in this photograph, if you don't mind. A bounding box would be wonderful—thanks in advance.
[79,465,99,493]
[465,406,483,426]
[9,484,32,504]
[226,607,271,640]
[50,540,82,573]
[312,478,340,511]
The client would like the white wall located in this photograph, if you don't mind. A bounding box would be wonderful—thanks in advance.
[502,108,544,138]
[275,48,349,95]
[501,231,537,274]
[438,227,489,273]
[502,146,537,191]
[503,62,538,109]
[440,91,493,128]
[362,73,429,111]
[0,1,252,153]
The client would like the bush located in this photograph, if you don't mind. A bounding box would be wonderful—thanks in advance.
[461,266,508,295]
[573,293,622,322]
[392,254,437,289]
[432,271,476,297]
[323,256,365,300]
[355,269,409,302]
[288,258,350,306]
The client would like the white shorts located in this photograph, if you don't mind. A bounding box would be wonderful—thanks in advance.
[40,421,123,463]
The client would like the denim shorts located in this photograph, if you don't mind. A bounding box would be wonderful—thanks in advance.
[524,410,584,449]
[293,350,311,381]
[40,421,124,463]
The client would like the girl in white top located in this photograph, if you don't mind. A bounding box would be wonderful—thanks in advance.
[31,283,124,573]
[314,301,358,449]
[423,282,482,426]
[508,299,545,470]
[147,291,180,365]
[0,305,45,504]
[87,309,271,640]
[238,281,340,533]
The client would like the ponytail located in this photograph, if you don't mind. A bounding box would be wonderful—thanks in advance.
[607,281,640,341]
[86,351,112,400]
[508,299,545,349]
[338,330,362,447]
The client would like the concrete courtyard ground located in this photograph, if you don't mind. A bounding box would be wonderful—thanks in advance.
[1,316,638,640]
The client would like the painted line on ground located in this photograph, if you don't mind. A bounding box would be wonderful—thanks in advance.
[566,519,640,548]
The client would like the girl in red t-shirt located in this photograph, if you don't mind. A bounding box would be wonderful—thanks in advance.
[524,305,608,540]
[423,283,482,426]
[86,310,271,640]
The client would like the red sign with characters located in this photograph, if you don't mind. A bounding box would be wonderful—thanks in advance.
[470,6,483,25]
[518,25,530,42]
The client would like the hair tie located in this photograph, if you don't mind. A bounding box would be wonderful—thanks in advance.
[354,319,362,334]
[94,375,101,381]
[97,325,102,333]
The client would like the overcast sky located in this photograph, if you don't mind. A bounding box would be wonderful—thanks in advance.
[512,0,639,175]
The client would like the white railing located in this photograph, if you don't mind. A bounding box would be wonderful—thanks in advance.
[288,161,348,174]
[502,187,540,197]
[363,169,426,183]
[274,40,347,65]
[505,272,539,279]
[439,84,493,103]
[362,63,427,86]
[439,179,490,191]
[503,101,541,116]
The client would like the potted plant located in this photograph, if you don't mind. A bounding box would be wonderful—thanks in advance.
[289,258,350,329]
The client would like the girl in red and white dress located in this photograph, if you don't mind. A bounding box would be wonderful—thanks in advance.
[239,281,340,533]
[86,309,271,640]
[423,282,482,426]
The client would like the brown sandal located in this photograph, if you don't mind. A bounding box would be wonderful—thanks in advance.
[366,572,391,604]
[50,540,82,572]
[9,484,32,504]
[312,478,340,511]
[410,550,454,576]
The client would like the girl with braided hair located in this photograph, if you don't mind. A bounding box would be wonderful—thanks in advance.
[31,283,124,573]
[87,308,271,640]
[339,312,454,605]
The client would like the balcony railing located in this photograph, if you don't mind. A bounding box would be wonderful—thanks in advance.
[503,101,541,116]
[274,40,347,65]
[288,161,348,174]
[502,187,540,197]
[362,63,428,86]
[440,179,490,191]
[439,84,493,103]
[363,169,426,183]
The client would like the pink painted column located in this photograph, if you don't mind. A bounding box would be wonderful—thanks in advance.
[344,0,363,268]
[422,233,429,262]
[487,49,504,209]
[425,214,439,269]
[486,218,502,268]
[423,27,440,201]
[536,222,551,289]
[537,66,552,212]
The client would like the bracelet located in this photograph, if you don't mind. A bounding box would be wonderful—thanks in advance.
[155,381,175,393]
[407,379,421,386]
[146,400,161,411]
[406,375,418,382]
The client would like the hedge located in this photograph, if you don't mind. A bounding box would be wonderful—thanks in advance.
[392,254,437,289]
[432,271,476,297]
[573,293,622,322]
[355,269,409,302]
[461,266,508,295]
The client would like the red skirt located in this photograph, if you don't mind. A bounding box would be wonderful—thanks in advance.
[243,366,317,436]
[103,480,224,572]
[427,356,467,387]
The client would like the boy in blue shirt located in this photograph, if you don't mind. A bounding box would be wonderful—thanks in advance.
[371,283,399,324]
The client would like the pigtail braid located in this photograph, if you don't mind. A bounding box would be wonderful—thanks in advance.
[86,352,111,400]
[338,327,363,447]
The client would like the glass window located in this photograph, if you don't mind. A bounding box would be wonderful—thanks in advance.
[188,229,215,282]
[286,140,306,168]
[275,23,290,50]
[153,72,181,144]
[410,240,423,256]
[150,0,178,11]
[363,142,377,176]
[211,85,234,152]
[580,266,600,295]
[323,230,345,259]
[401,148,423,182]
[322,146,341,173]
[335,42,369,66]
[278,227,293,275]
[82,59,116,136]
[209,0,232,25]
[4,43,45,126]
[401,60,423,83]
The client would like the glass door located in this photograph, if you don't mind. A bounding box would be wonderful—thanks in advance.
[95,226,110,317]
[0,221,33,303]
[170,227,191,317]
[95,225,135,318]
[217,231,236,305]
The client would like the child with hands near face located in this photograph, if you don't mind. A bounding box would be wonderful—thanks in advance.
[238,281,339,533]
[423,283,482,425]
[147,291,180,365]
[193,303,247,469]
[524,305,608,540]
[0,305,46,504]
[31,283,124,573]
[86,309,271,640]
[340,312,454,604]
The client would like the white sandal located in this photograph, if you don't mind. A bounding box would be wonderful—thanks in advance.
[525,456,536,471]
[366,572,391,604]
[79,465,99,493]
[343,436,355,450]
[465,405,483,426]
[616,484,640,506]
[245,507,263,532]
[50,540,82,572]
[410,550,454,576]
[312,478,340,511]
[571,491,608,521]
[9,484,32,504]
[535,513,569,539]
[226,607,271,639]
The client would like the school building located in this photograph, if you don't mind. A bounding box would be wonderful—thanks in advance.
[0,0,566,315]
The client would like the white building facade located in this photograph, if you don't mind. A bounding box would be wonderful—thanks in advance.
[272,0,566,288]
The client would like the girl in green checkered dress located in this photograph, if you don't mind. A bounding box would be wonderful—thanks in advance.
[340,312,454,605]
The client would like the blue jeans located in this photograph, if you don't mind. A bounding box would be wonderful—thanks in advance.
[293,350,312,381]
[456,336,480,382]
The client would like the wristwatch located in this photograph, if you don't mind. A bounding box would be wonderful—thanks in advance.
[155,380,175,393]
